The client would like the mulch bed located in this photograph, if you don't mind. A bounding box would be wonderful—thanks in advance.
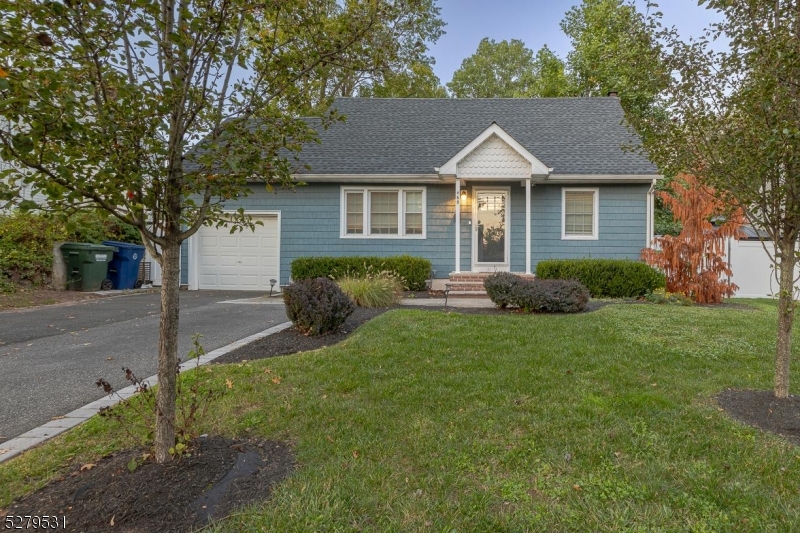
[213,306,391,364]
[1,436,294,533]
[717,389,800,446]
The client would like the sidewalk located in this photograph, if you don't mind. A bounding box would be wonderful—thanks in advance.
[398,297,495,308]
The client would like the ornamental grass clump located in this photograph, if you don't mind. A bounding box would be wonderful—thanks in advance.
[283,277,355,335]
[337,271,403,308]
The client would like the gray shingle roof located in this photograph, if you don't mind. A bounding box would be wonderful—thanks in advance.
[297,97,658,176]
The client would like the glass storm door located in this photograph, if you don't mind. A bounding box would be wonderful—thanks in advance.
[473,189,509,270]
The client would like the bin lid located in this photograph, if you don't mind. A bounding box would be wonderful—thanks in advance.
[102,240,145,249]
[60,242,116,251]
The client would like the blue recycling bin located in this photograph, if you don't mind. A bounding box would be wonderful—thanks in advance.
[102,240,146,290]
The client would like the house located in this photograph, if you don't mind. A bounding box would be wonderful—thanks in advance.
[0,159,49,212]
[181,97,660,291]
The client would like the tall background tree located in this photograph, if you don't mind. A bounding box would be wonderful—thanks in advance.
[291,0,444,109]
[643,0,800,398]
[561,0,668,136]
[357,61,447,98]
[447,39,575,98]
[0,0,442,462]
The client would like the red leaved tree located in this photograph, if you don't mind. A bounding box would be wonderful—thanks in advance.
[642,174,745,303]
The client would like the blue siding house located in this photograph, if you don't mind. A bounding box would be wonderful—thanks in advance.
[182,97,659,291]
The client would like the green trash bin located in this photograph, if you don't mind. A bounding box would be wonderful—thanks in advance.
[60,243,115,291]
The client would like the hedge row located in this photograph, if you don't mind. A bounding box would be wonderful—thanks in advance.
[291,255,431,291]
[535,259,665,298]
[483,272,589,313]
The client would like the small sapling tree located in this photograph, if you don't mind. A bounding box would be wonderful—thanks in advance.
[642,174,744,304]
[0,0,439,461]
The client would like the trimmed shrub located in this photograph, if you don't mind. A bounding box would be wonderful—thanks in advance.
[283,277,355,335]
[337,271,403,308]
[511,279,590,313]
[536,259,665,298]
[483,272,523,308]
[291,255,431,291]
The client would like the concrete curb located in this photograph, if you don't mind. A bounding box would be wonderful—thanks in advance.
[0,321,293,464]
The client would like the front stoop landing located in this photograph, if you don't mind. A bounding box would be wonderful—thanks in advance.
[446,272,536,297]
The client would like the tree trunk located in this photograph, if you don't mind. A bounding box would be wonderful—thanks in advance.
[775,239,797,398]
[154,240,181,463]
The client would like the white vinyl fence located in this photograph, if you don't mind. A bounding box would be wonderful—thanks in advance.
[725,239,799,299]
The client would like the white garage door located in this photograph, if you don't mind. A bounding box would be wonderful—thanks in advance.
[197,214,280,290]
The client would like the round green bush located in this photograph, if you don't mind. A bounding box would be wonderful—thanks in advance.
[283,277,355,335]
[511,279,590,313]
[483,272,523,308]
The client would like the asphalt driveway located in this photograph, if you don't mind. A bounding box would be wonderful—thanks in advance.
[0,290,289,443]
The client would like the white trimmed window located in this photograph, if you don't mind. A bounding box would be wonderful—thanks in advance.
[562,188,599,240]
[341,187,426,238]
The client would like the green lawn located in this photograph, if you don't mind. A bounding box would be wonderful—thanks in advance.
[3,301,800,531]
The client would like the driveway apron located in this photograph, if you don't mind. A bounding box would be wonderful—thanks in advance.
[0,291,287,443]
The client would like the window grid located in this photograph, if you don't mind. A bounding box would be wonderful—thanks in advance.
[564,190,596,237]
[370,191,399,235]
[343,188,424,238]
[404,191,423,235]
[345,192,364,234]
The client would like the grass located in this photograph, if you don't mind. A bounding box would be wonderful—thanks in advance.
[2,300,800,531]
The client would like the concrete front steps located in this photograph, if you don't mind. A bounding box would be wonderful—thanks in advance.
[445,272,536,297]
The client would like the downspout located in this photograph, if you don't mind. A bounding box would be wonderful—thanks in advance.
[646,178,656,247]
[525,178,532,274]
[455,179,461,273]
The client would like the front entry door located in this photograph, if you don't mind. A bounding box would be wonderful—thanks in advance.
[472,188,510,271]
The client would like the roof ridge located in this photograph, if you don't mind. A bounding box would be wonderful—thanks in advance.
[331,96,615,101]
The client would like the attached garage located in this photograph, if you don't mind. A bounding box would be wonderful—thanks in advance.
[188,212,280,290]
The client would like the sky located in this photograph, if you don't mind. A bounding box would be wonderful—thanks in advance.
[428,0,724,86]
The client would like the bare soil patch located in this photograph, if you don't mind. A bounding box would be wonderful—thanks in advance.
[0,289,100,311]
[1,436,294,533]
[717,388,800,446]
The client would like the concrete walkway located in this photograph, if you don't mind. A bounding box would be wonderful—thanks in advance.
[399,297,495,308]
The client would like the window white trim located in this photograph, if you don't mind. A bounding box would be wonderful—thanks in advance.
[340,186,427,239]
[562,187,599,240]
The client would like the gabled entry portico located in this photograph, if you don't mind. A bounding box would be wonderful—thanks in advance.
[437,122,552,275]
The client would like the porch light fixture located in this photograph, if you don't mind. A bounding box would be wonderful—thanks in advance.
[460,190,468,204]
[269,278,277,297]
